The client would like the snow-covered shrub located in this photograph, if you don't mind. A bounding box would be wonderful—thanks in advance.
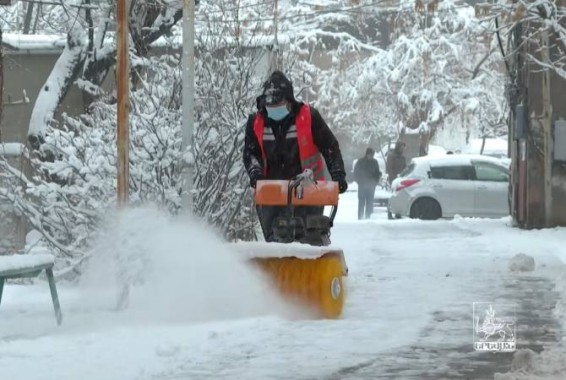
[0,47,262,262]
[0,56,181,261]
[192,40,263,241]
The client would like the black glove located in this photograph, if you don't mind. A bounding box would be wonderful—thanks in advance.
[338,178,348,193]
[332,173,348,194]
[249,169,265,189]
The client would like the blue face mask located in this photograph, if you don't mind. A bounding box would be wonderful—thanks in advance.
[266,105,289,121]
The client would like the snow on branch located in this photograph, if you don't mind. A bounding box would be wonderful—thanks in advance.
[489,0,566,79]
[27,0,185,146]
[28,26,87,142]
[311,2,507,143]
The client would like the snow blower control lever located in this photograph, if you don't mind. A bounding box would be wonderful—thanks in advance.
[254,170,339,247]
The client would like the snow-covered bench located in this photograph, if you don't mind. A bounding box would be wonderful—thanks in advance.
[0,254,62,325]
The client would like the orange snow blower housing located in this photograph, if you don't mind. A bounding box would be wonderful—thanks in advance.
[235,170,348,319]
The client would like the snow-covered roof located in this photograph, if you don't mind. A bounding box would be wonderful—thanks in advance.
[1,32,289,54]
[0,143,25,157]
[2,33,67,53]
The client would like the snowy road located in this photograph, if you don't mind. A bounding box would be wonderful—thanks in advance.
[1,191,566,380]
[326,216,563,379]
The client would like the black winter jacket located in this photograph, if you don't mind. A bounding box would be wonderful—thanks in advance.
[354,156,381,187]
[243,101,346,183]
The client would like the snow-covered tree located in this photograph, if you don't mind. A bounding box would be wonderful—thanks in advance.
[15,0,185,147]
[488,0,566,79]
[0,1,66,33]
[311,1,507,148]
[0,0,514,265]
[193,5,270,241]
[0,1,274,263]
[0,55,182,263]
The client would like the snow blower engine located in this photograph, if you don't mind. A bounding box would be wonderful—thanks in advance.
[269,170,338,247]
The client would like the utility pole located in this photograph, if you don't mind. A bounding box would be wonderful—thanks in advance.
[115,0,130,310]
[271,0,278,71]
[541,28,553,227]
[116,0,129,206]
[181,0,195,213]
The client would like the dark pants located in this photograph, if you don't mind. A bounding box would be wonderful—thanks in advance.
[358,184,376,220]
[256,205,324,242]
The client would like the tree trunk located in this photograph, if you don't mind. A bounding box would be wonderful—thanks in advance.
[27,28,87,148]
[23,3,34,34]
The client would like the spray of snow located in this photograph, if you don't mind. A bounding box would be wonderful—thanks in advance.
[494,349,539,380]
[80,205,299,325]
[494,347,566,380]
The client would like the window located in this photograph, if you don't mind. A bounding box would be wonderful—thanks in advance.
[473,161,509,182]
[430,165,474,180]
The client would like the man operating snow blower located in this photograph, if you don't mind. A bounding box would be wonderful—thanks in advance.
[239,71,350,319]
[243,71,348,243]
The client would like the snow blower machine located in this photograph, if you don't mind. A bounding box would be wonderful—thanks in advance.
[234,170,348,319]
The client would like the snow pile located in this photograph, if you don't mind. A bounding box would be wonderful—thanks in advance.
[2,33,66,51]
[494,349,539,380]
[0,254,54,274]
[494,348,566,380]
[508,253,536,272]
[510,349,539,373]
[80,205,295,324]
[461,138,508,158]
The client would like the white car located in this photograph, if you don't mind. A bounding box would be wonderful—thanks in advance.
[388,154,510,220]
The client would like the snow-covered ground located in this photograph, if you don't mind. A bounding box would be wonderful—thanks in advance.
[1,191,566,379]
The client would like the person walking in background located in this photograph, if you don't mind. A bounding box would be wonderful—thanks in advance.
[386,141,407,186]
[354,148,381,220]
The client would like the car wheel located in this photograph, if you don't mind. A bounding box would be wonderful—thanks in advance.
[409,198,442,220]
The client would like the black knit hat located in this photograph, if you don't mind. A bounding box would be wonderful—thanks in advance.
[260,71,295,106]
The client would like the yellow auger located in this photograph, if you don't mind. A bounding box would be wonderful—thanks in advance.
[234,170,348,319]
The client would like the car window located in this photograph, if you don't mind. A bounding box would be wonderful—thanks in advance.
[473,161,509,182]
[430,165,473,180]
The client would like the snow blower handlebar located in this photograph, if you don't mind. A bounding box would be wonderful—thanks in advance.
[254,170,340,245]
[285,170,338,227]
[254,171,340,208]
